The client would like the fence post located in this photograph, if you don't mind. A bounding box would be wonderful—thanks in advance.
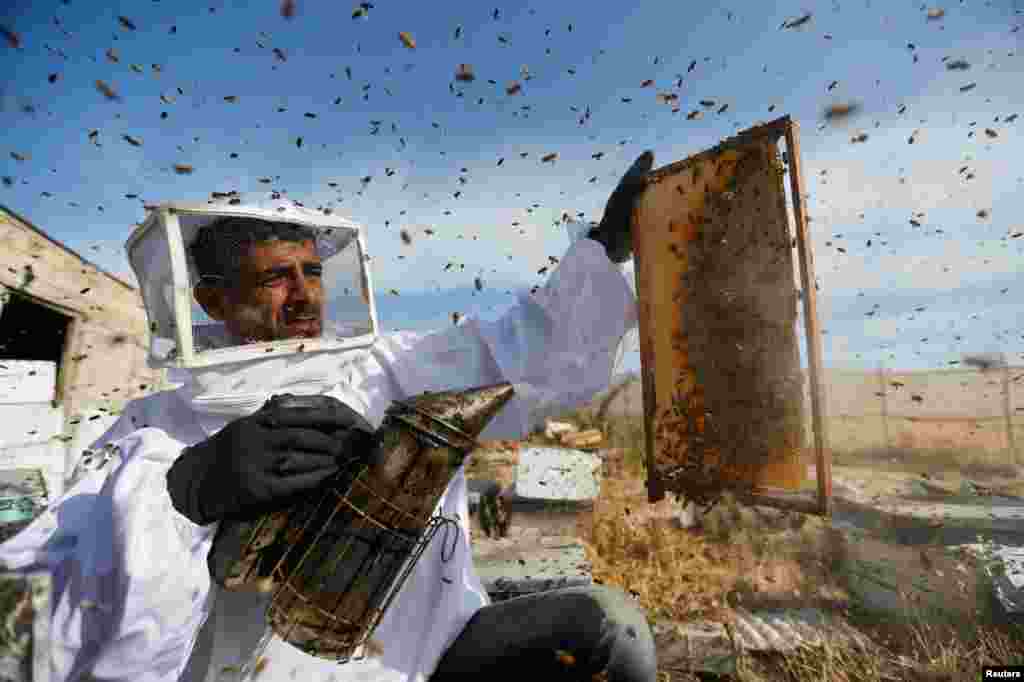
[1003,364,1018,466]
[878,361,890,452]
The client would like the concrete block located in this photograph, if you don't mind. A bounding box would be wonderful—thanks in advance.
[514,446,601,503]
[474,541,592,602]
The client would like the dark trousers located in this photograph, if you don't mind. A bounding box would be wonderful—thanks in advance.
[429,585,658,681]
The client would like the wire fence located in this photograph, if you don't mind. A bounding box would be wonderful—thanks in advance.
[610,327,1023,468]
[803,364,1023,465]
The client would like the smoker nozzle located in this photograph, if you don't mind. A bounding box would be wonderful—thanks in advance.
[385,381,516,453]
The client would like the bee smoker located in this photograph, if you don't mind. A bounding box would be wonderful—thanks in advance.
[207,381,516,662]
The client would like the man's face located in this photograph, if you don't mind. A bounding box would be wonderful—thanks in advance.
[197,239,326,343]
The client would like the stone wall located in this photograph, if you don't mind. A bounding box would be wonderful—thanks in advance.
[0,206,167,421]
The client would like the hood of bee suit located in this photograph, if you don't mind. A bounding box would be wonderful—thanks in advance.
[125,197,379,430]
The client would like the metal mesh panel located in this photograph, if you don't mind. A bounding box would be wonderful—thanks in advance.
[263,457,453,662]
[803,365,1023,460]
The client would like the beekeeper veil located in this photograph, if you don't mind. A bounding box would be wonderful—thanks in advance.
[125,199,379,419]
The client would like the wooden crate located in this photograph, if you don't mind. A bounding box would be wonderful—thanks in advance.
[631,116,831,516]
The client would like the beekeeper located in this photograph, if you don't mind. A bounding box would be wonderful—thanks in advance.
[0,152,657,682]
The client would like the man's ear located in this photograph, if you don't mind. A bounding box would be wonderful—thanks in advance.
[193,285,227,321]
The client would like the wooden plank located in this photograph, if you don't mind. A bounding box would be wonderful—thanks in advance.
[783,122,833,517]
[55,314,78,407]
[644,117,794,186]
[632,117,828,514]
[630,152,665,504]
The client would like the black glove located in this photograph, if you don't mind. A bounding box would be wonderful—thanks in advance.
[167,394,377,526]
[586,150,655,264]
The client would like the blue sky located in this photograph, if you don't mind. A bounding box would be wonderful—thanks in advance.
[1,0,1022,378]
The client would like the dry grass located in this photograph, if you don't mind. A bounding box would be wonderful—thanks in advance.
[832,444,1024,498]
[732,615,1024,682]
[833,443,1021,479]
[827,412,1024,459]
[544,397,1024,681]
[561,402,846,624]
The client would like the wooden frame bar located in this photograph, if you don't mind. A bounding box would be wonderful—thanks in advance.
[631,116,832,517]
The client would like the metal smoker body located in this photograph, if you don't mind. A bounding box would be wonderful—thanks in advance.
[207,382,515,663]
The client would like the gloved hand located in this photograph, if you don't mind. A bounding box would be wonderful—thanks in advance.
[167,394,377,526]
[586,150,655,264]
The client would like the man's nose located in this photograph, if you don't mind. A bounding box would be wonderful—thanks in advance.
[287,269,314,302]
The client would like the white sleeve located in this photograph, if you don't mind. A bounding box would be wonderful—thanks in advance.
[0,428,217,682]
[471,236,638,439]
[376,235,638,441]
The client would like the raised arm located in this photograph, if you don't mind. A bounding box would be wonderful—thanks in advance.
[374,152,652,441]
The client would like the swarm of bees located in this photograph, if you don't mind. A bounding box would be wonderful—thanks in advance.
[0,0,1014,378]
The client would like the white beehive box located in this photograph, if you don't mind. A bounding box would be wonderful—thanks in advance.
[0,361,66,498]
[514,446,602,502]
[0,361,56,405]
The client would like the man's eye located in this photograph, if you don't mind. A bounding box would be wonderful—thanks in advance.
[261,268,322,285]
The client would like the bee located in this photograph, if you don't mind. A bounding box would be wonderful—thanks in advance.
[96,80,120,101]
[0,25,21,48]
[824,102,859,121]
[252,656,270,677]
[781,13,812,29]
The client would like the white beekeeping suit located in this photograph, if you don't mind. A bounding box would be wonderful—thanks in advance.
[0,199,638,682]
